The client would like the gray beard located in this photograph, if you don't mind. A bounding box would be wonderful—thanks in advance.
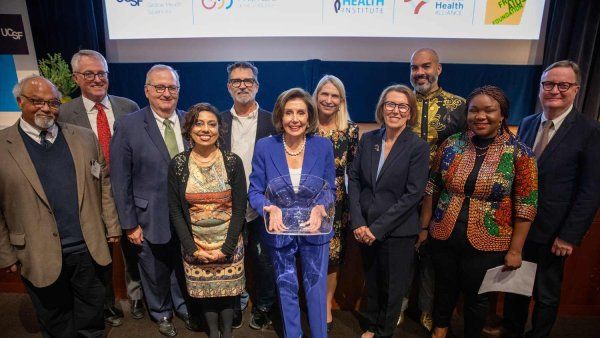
[34,114,55,129]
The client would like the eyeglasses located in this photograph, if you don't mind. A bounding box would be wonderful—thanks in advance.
[228,78,256,88]
[146,84,180,94]
[20,95,61,110]
[540,81,578,92]
[73,71,109,81]
[383,101,411,114]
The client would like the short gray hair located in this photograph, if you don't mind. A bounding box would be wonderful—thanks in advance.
[145,64,180,85]
[543,60,581,84]
[12,75,62,100]
[227,61,258,82]
[71,49,108,72]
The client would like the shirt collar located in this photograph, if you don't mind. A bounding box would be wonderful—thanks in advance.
[151,108,178,125]
[415,86,443,100]
[541,104,573,129]
[82,95,110,113]
[19,117,59,141]
[230,102,259,120]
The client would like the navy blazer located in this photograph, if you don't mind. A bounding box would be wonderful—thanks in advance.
[248,134,336,248]
[348,127,429,240]
[220,108,276,152]
[110,106,187,244]
[518,110,600,245]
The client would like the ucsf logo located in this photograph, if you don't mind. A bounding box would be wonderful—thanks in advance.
[1,28,24,40]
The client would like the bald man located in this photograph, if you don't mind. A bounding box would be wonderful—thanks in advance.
[0,75,120,337]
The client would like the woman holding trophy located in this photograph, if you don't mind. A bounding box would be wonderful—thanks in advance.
[248,88,336,338]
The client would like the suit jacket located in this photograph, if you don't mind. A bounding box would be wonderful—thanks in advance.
[110,106,187,244]
[518,109,600,245]
[220,107,276,152]
[348,127,429,240]
[0,122,120,287]
[248,134,336,248]
[58,95,140,128]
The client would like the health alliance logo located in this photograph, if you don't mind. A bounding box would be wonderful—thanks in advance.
[202,0,234,10]
[334,0,385,15]
[405,0,465,16]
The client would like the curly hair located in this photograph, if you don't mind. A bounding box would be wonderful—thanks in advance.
[466,85,512,135]
[182,102,226,148]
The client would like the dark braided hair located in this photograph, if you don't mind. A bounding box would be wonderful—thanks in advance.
[466,85,513,136]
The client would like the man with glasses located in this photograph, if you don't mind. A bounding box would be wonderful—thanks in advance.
[111,65,193,337]
[59,49,143,327]
[402,48,467,332]
[0,75,121,337]
[220,61,276,330]
[502,60,600,337]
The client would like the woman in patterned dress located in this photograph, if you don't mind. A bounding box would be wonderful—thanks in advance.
[312,75,358,331]
[168,103,247,338]
[419,86,538,338]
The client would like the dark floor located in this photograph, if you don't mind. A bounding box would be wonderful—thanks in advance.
[0,293,596,337]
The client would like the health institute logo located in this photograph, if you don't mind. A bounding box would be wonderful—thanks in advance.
[202,0,233,10]
[333,0,385,15]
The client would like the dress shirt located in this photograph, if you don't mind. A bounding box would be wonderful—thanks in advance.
[376,130,386,179]
[82,95,115,136]
[533,105,573,150]
[19,118,59,145]
[230,103,259,221]
[151,108,185,153]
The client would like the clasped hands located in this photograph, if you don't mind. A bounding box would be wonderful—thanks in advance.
[353,226,376,246]
[263,204,327,233]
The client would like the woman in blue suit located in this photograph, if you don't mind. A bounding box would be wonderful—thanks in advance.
[248,88,336,338]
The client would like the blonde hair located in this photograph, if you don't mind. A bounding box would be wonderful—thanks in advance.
[313,75,350,131]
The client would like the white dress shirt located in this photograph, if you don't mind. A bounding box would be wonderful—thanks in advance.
[151,108,185,153]
[533,105,573,150]
[19,118,59,145]
[82,95,115,136]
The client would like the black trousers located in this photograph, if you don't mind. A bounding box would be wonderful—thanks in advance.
[22,251,105,338]
[503,241,566,338]
[361,236,415,338]
[100,233,143,308]
[430,224,505,338]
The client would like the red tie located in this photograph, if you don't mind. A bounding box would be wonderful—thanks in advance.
[95,102,112,167]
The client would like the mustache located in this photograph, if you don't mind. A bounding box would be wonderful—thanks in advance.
[413,74,430,81]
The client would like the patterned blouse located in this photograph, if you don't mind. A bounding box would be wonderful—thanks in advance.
[425,131,538,251]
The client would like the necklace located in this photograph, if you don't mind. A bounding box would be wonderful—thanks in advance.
[191,149,218,164]
[283,134,306,156]
[476,151,488,158]
[474,144,489,151]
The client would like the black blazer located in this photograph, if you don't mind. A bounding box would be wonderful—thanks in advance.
[518,110,600,246]
[348,127,429,240]
[220,108,277,152]
[167,149,247,257]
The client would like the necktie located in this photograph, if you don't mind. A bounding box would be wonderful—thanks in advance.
[95,102,112,166]
[533,119,554,159]
[163,119,179,158]
[39,130,50,149]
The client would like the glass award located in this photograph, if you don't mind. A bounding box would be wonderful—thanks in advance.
[264,174,335,235]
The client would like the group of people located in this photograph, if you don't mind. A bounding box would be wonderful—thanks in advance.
[0,47,598,338]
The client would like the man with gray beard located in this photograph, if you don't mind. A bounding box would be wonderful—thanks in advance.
[399,48,466,332]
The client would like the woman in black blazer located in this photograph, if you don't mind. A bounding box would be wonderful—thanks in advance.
[348,84,429,338]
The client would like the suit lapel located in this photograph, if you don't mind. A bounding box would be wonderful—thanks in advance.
[538,110,576,166]
[269,135,289,178]
[221,111,233,151]
[143,108,172,163]
[377,127,411,184]
[523,114,541,148]
[72,96,92,129]
[301,135,317,176]
[60,123,86,209]
[5,124,51,208]
[370,129,384,186]
[107,95,123,120]
[176,109,190,150]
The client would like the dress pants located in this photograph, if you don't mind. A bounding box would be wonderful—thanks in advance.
[430,224,505,338]
[101,233,143,308]
[22,251,105,338]
[361,236,416,338]
[503,241,566,338]
[247,217,276,312]
[401,241,435,314]
[270,237,329,338]
[136,236,188,321]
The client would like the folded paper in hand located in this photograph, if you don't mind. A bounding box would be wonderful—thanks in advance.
[478,261,537,296]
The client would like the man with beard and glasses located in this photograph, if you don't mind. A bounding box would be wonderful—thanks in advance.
[0,75,121,337]
[59,49,143,327]
[220,61,277,330]
[398,48,467,332]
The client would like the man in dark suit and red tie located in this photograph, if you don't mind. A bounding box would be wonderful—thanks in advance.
[58,49,143,327]
[503,60,600,338]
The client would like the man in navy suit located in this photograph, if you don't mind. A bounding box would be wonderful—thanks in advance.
[110,65,191,337]
[503,60,600,338]
[220,61,277,330]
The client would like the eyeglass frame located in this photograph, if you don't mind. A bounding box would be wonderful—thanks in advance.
[228,78,257,88]
[383,101,411,114]
[145,84,180,94]
[20,94,61,110]
[540,81,579,93]
[73,71,109,81]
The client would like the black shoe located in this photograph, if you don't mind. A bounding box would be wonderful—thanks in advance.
[176,312,201,332]
[249,308,272,330]
[104,306,124,327]
[232,309,243,329]
[327,321,333,333]
[157,317,177,337]
[130,299,145,319]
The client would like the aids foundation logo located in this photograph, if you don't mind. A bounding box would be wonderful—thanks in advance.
[202,0,234,10]
[485,0,527,25]
[333,0,385,15]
